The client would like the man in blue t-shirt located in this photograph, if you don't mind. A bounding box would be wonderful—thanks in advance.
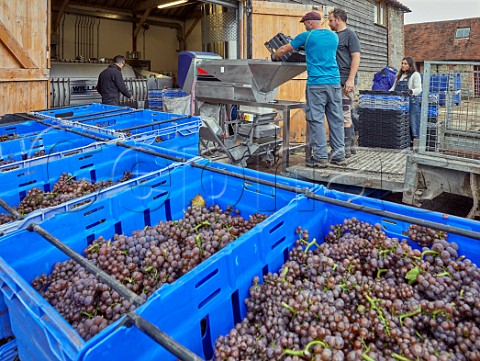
[271,11,345,168]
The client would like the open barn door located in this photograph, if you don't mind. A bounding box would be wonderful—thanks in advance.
[0,1,50,115]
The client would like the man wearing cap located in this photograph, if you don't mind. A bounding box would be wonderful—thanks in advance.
[271,11,346,168]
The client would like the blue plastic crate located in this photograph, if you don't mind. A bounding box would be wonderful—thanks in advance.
[430,74,461,92]
[0,162,314,361]
[77,185,480,361]
[61,110,202,156]
[123,118,201,156]
[34,103,132,120]
[428,105,439,117]
[148,90,163,100]
[69,109,196,133]
[0,121,55,138]
[0,142,189,234]
[438,91,461,106]
[0,339,17,361]
[0,127,103,166]
[59,109,200,143]
[162,89,188,98]
[359,92,410,111]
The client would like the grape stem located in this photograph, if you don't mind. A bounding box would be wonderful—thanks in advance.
[281,349,303,357]
[421,250,439,258]
[304,238,320,253]
[86,243,100,254]
[281,302,297,317]
[193,221,211,231]
[365,295,391,336]
[376,268,387,278]
[399,306,421,326]
[392,353,413,361]
[437,271,452,278]
[282,339,329,358]
[362,354,375,361]
[280,267,289,282]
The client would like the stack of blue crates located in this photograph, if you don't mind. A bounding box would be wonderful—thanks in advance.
[359,91,410,111]
[148,89,189,111]
[0,162,315,361]
[76,185,480,361]
[1,103,480,361]
[430,73,461,106]
[34,106,202,157]
[358,90,411,149]
[147,89,164,111]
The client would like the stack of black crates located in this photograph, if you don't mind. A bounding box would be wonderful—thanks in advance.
[358,90,410,149]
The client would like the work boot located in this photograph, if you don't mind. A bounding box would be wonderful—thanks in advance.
[306,158,329,168]
[330,158,347,166]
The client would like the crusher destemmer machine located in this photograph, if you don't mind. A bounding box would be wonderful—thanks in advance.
[178,51,306,167]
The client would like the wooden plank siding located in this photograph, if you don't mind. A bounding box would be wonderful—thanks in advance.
[254,0,405,77]
[0,1,50,115]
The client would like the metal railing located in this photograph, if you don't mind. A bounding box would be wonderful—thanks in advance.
[419,61,480,162]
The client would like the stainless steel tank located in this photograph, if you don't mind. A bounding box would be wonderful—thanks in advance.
[49,61,138,107]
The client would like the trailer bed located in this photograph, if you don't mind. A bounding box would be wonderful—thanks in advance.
[285,147,410,192]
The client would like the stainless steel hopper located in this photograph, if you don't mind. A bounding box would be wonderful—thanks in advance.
[195,59,306,103]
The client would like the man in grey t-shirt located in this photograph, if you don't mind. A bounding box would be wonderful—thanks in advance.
[329,8,361,158]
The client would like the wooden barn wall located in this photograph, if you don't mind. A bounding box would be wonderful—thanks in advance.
[296,0,390,72]
[0,1,50,115]
[255,0,405,89]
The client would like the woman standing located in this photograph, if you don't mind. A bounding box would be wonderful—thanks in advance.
[390,56,423,139]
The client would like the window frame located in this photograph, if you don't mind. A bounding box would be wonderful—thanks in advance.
[373,1,386,26]
[455,27,471,39]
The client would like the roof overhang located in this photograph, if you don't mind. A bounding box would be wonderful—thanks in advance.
[387,0,411,13]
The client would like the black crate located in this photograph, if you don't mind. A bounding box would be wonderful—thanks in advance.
[359,137,410,149]
[358,108,410,119]
[360,129,410,140]
[265,33,306,63]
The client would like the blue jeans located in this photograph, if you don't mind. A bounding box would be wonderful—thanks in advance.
[410,96,421,138]
[305,84,345,160]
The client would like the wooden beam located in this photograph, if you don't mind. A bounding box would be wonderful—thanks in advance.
[0,20,38,69]
[53,0,71,33]
[0,69,49,82]
[134,8,152,38]
[185,17,201,40]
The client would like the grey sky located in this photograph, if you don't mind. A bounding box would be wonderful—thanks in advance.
[400,0,480,24]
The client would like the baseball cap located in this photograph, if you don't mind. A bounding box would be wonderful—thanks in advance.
[300,11,322,22]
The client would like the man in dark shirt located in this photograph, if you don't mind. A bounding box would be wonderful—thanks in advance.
[96,55,133,105]
[328,8,361,158]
